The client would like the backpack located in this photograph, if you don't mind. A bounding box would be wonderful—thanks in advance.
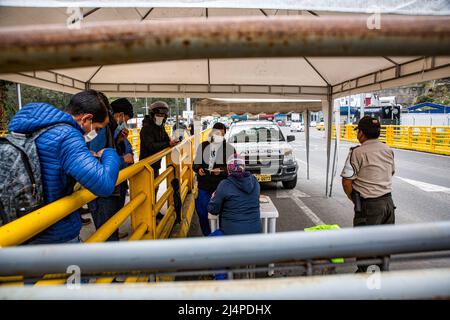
[0,126,59,226]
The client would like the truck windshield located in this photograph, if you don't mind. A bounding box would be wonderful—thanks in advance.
[229,125,285,143]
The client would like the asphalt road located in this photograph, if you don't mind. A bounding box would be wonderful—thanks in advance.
[283,127,450,227]
[188,126,450,273]
[79,123,449,274]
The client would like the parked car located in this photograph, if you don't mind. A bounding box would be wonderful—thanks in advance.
[127,117,144,129]
[290,122,305,132]
[227,121,298,189]
[316,121,325,131]
[310,120,317,127]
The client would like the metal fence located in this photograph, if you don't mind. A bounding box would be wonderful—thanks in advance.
[0,129,211,284]
[333,124,450,156]
[0,221,449,297]
[2,268,450,300]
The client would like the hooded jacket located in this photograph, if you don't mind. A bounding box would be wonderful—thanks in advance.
[8,103,121,244]
[139,115,170,170]
[207,173,261,235]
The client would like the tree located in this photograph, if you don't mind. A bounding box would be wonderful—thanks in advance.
[414,95,434,104]
[0,80,73,130]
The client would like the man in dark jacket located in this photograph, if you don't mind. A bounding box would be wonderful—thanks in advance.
[140,101,179,220]
[140,101,179,170]
[87,94,134,241]
[193,122,235,236]
[208,155,261,235]
[7,91,121,244]
[111,98,135,208]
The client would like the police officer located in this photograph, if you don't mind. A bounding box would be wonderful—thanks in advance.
[341,116,396,272]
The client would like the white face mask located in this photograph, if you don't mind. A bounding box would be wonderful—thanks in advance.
[155,116,164,126]
[212,134,224,144]
[84,122,98,143]
[117,120,128,131]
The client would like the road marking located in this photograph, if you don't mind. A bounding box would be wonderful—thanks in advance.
[396,177,450,194]
[277,189,325,225]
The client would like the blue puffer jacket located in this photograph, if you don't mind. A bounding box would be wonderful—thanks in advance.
[208,173,261,235]
[8,103,121,244]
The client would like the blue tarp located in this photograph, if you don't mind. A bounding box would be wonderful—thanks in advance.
[231,114,248,120]
[340,106,359,116]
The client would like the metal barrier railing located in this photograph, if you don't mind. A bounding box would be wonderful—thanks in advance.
[332,124,450,156]
[2,268,449,300]
[0,128,211,285]
[127,125,172,159]
[1,221,449,289]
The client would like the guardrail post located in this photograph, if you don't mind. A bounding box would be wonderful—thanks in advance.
[344,124,349,140]
[430,127,437,151]
[166,152,175,215]
[129,164,155,239]
[408,126,413,148]
[189,139,195,192]
[386,126,394,146]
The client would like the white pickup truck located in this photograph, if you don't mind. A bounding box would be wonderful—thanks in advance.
[227,121,298,189]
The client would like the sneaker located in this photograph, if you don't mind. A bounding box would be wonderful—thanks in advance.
[156,212,164,223]
[119,231,128,239]
[79,207,90,216]
[81,217,92,226]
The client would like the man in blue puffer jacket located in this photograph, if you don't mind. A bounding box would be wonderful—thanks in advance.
[7,90,121,244]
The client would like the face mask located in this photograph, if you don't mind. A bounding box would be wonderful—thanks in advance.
[117,121,128,131]
[212,134,224,144]
[155,116,164,126]
[84,122,98,143]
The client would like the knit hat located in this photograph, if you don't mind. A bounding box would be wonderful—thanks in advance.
[227,154,246,177]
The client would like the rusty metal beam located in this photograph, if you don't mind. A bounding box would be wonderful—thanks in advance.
[0,16,449,73]
[332,56,450,97]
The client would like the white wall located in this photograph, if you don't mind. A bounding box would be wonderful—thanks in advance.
[401,114,450,126]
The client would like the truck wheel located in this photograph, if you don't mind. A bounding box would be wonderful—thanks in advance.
[282,176,297,189]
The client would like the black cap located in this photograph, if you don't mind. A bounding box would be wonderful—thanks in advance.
[354,116,381,132]
[111,98,134,118]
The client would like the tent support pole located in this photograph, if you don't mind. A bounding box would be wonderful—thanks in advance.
[329,101,340,197]
[303,109,310,180]
[324,86,333,197]
[16,83,22,110]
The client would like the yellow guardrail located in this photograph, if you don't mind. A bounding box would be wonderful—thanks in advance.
[0,128,211,285]
[332,125,450,156]
[127,125,172,159]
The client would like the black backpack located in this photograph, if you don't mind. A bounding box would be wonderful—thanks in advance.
[0,126,59,226]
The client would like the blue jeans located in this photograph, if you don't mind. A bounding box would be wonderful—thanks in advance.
[88,196,121,241]
[195,189,212,236]
[208,229,227,280]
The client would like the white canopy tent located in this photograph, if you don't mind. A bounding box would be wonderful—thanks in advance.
[0,2,449,196]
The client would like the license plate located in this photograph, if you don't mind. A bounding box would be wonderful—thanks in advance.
[255,174,272,182]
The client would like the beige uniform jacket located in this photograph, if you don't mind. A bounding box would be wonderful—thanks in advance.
[341,139,395,199]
